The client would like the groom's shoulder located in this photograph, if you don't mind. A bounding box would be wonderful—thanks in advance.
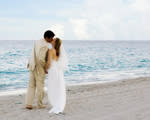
[37,39,43,43]
[34,39,40,43]
[36,39,43,42]
[34,39,43,45]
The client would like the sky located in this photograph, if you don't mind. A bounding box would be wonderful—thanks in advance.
[0,0,150,40]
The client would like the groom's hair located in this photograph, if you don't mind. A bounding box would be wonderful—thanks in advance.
[44,30,55,39]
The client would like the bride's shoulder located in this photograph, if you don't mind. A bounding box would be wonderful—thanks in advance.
[48,48,55,53]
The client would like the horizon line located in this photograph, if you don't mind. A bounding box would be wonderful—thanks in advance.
[0,39,150,41]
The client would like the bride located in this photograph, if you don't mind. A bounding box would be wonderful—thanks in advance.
[44,37,68,114]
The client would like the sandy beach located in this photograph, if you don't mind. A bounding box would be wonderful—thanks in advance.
[0,77,150,120]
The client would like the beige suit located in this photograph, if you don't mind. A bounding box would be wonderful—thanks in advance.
[25,39,48,107]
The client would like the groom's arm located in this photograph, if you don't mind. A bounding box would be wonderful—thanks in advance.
[27,42,36,70]
[39,46,48,66]
[44,49,52,70]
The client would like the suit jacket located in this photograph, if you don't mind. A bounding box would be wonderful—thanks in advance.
[28,39,49,71]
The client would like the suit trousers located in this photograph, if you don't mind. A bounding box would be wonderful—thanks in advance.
[25,66,46,107]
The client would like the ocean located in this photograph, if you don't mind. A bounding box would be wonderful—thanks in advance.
[0,40,150,91]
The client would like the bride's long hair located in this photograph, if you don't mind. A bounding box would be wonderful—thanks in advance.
[54,38,62,57]
[45,38,62,62]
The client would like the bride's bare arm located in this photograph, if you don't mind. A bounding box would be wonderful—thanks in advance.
[44,49,53,71]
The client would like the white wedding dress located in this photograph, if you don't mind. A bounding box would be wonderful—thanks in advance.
[47,44,68,114]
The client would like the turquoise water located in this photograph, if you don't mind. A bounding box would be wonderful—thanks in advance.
[0,40,150,91]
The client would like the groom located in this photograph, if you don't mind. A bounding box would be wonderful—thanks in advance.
[25,30,55,109]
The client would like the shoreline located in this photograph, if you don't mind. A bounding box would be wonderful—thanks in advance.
[0,79,112,96]
[0,76,150,120]
[0,76,139,96]
[0,76,149,97]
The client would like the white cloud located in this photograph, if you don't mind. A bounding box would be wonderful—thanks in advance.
[0,0,150,40]
[67,0,150,40]
[50,24,64,38]
[130,0,149,11]
[69,18,89,40]
[0,18,64,40]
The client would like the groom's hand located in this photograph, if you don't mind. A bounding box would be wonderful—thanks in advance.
[45,70,48,74]
[27,64,29,68]
[44,69,48,74]
[44,65,48,74]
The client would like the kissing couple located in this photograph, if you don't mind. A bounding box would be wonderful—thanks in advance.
[25,30,68,114]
